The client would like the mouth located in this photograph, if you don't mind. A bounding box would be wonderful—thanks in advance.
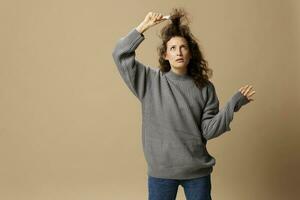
[176,58,184,62]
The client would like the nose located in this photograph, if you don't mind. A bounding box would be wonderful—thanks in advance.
[176,49,183,56]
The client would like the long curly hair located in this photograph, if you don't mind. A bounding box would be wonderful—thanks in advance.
[158,8,213,89]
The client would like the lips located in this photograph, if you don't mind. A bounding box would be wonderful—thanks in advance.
[176,58,184,62]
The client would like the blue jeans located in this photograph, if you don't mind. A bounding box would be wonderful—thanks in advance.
[148,174,212,200]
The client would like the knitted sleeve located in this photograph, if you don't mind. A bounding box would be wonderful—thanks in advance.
[112,28,156,102]
[201,81,250,140]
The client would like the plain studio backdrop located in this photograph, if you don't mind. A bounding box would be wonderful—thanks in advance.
[0,0,299,199]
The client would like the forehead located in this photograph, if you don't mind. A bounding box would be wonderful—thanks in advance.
[166,36,188,46]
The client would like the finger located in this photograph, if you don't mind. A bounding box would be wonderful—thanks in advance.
[148,12,153,18]
[238,86,244,92]
[242,84,251,94]
[239,87,244,92]
[239,86,246,92]
[158,13,163,20]
[155,14,165,23]
[244,85,253,95]
[247,91,256,97]
[150,12,155,18]
[153,14,159,22]
[152,12,156,19]
[240,85,248,94]
[241,84,248,91]
[157,13,163,21]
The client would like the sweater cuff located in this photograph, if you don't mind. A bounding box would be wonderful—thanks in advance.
[119,28,144,49]
[231,91,250,112]
[133,28,145,38]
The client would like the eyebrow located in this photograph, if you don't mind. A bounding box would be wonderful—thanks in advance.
[169,44,188,47]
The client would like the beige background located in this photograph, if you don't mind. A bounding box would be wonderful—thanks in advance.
[1,0,299,199]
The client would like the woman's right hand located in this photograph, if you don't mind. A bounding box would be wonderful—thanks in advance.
[136,12,167,34]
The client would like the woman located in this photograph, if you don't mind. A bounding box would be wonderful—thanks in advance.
[112,8,255,200]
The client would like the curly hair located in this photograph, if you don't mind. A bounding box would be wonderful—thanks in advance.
[157,8,213,89]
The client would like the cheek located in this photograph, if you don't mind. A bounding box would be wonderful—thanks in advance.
[170,54,175,58]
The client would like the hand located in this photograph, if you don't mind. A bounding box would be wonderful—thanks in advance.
[136,12,167,33]
[239,85,256,102]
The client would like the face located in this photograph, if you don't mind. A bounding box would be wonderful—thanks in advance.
[164,36,192,72]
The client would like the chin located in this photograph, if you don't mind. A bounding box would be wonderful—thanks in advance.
[174,64,187,68]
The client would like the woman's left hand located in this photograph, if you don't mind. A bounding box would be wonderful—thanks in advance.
[239,85,255,102]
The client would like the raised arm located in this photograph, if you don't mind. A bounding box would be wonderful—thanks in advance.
[112,12,168,101]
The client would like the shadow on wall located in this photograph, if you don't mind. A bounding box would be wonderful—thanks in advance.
[253,1,300,198]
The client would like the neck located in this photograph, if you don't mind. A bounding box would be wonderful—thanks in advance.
[170,67,187,76]
[165,68,191,81]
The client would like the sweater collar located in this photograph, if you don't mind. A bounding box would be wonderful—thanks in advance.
[165,69,192,81]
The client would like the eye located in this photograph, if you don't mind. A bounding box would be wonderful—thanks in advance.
[170,47,175,50]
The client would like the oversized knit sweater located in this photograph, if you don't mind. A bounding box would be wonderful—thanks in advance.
[112,28,250,179]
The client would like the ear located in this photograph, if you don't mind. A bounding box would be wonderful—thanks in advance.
[163,53,168,60]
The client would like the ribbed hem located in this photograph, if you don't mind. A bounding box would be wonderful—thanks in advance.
[147,165,213,180]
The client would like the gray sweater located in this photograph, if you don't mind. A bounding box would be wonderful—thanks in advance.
[112,28,250,179]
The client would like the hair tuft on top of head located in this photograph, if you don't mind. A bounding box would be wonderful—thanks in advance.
[169,8,190,27]
[159,7,192,40]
